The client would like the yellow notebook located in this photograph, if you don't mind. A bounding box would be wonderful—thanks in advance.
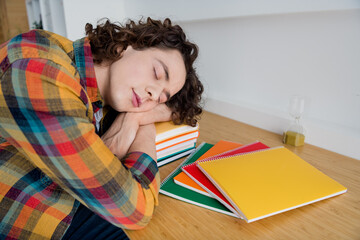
[197,146,347,223]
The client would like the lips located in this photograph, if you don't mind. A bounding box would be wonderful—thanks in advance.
[132,89,141,108]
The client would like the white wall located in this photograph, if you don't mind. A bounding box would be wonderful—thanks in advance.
[62,0,126,40]
[181,9,360,160]
[62,0,360,40]
[58,1,360,159]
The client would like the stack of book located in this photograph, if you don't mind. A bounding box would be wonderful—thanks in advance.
[160,140,347,222]
[155,121,199,167]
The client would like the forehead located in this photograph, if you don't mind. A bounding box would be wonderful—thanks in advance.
[149,47,185,68]
[151,48,186,87]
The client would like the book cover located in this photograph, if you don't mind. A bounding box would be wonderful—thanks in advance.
[155,121,199,143]
[182,141,269,214]
[197,146,347,223]
[173,140,243,196]
[156,131,199,152]
[157,148,195,167]
[157,140,196,160]
[160,142,240,218]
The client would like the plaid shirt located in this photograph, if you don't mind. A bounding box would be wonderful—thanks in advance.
[0,30,159,239]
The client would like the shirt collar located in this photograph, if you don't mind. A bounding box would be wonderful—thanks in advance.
[73,37,103,113]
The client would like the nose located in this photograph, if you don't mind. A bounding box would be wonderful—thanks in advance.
[146,84,163,102]
[146,87,162,101]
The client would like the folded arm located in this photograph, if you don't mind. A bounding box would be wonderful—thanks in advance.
[101,103,172,158]
[0,59,159,229]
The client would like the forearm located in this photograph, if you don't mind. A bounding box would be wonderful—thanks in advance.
[2,62,159,229]
[130,103,172,126]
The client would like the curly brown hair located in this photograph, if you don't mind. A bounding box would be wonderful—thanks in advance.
[85,17,203,127]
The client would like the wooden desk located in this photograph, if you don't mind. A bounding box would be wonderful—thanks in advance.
[125,111,360,240]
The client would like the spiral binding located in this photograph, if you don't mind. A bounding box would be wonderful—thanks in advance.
[197,146,283,167]
[182,141,274,170]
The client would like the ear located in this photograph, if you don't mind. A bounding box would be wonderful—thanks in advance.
[118,45,133,57]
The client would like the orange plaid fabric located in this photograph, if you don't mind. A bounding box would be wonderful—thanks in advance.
[0,30,159,239]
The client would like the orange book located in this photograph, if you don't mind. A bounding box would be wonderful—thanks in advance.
[156,130,199,152]
[173,140,242,196]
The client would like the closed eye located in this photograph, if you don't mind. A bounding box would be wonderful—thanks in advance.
[154,68,158,80]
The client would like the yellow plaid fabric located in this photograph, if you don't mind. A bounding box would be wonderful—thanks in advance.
[0,30,159,239]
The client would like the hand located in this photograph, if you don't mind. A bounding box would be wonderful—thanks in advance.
[101,113,139,158]
[101,104,173,158]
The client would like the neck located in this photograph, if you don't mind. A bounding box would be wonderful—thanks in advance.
[94,62,110,105]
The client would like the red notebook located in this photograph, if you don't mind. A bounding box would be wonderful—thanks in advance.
[182,141,269,215]
[173,140,242,196]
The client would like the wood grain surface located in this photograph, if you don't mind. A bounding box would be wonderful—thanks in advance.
[125,111,360,240]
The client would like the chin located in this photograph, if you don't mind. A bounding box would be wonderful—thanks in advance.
[131,108,148,113]
[120,107,142,113]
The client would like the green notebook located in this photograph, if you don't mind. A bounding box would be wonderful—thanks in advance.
[160,142,239,217]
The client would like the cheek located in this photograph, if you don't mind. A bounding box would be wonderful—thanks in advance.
[140,101,158,112]
[158,93,168,104]
[107,88,124,110]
